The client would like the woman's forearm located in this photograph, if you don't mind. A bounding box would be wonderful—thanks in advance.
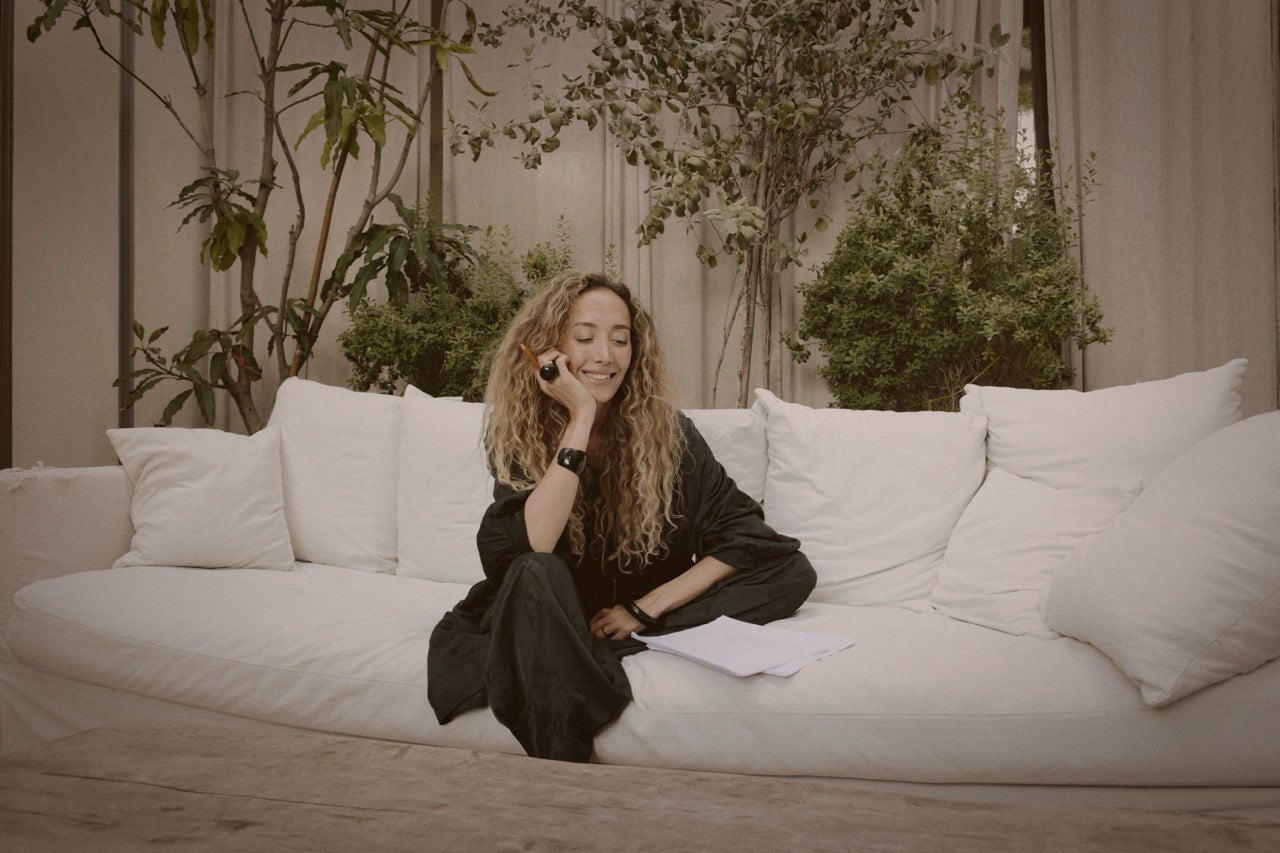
[522,415,594,553]
[635,555,738,619]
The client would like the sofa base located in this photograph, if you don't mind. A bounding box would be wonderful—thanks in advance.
[5,658,1279,822]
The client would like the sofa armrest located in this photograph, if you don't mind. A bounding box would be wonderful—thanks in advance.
[0,466,133,640]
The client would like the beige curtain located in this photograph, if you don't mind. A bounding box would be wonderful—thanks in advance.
[1045,0,1278,416]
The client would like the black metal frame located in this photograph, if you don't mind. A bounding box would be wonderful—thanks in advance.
[1026,0,1053,206]
[1,2,14,468]
[117,15,135,429]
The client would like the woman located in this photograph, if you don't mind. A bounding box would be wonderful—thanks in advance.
[427,270,815,762]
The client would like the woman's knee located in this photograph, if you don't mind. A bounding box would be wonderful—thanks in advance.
[502,552,573,592]
[787,558,818,609]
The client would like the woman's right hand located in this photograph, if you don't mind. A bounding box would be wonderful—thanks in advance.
[534,349,597,423]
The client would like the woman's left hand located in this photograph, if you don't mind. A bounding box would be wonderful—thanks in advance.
[589,605,642,640]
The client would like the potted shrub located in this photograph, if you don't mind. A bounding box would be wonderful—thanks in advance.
[338,217,576,399]
[786,94,1111,411]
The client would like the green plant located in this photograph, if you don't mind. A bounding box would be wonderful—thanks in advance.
[456,0,1003,405]
[339,219,575,399]
[29,0,490,430]
[786,94,1111,411]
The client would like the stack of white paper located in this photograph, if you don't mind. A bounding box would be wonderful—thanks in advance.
[633,616,854,677]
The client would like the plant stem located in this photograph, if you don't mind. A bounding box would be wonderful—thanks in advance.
[170,0,214,159]
[83,15,212,159]
[289,37,381,378]
[224,0,290,433]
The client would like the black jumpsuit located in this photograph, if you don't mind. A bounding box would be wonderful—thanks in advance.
[427,415,816,762]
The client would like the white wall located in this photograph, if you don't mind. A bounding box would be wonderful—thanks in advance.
[13,10,121,467]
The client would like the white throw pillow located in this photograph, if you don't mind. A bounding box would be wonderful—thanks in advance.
[397,387,492,583]
[960,359,1246,488]
[107,426,294,570]
[267,377,401,573]
[927,467,1140,638]
[683,404,768,504]
[1040,410,1280,706]
[755,389,987,606]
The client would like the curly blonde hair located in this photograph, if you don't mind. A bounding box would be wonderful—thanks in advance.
[484,269,685,569]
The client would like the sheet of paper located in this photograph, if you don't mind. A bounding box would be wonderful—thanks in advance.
[633,616,854,677]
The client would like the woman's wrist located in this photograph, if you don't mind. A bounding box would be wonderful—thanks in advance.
[566,398,597,429]
[634,593,664,620]
[563,410,594,442]
[623,600,662,631]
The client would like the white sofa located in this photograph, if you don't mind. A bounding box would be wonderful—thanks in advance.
[4,361,1279,819]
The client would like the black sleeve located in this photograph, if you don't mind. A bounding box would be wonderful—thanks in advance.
[681,416,802,571]
[475,477,536,585]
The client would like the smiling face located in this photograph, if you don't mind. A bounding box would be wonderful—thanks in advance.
[558,286,633,408]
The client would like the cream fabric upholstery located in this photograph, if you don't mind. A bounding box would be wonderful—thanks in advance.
[9,568,1279,786]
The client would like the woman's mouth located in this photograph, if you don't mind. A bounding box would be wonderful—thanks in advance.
[581,370,616,383]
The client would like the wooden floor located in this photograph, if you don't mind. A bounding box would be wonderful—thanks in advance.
[3,726,1280,851]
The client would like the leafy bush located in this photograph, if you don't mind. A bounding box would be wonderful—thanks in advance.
[786,95,1111,411]
[339,220,574,399]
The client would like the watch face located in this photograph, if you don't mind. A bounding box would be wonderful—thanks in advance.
[558,447,587,475]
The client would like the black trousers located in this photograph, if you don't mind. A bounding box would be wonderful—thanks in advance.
[428,551,816,762]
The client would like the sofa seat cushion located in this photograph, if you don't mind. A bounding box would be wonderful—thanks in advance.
[7,566,520,754]
[10,570,1279,786]
[595,604,1280,786]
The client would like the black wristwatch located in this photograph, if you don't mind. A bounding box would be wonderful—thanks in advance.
[556,447,588,477]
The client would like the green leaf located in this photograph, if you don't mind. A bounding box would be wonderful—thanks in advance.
[285,63,328,98]
[123,375,166,408]
[199,0,213,48]
[149,0,168,48]
[296,107,326,149]
[181,329,218,364]
[362,110,386,148]
[193,379,215,423]
[323,78,342,144]
[224,217,246,257]
[386,235,410,279]
[457,58,498,97]
[177,0,199,54]
[209,350,227,383]
[159,388,193,426]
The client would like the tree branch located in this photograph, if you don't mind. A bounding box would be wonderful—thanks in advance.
[82,15,212,159]
[170,0,214,156]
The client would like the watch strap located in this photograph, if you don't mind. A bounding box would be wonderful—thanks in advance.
[556,447,588,477]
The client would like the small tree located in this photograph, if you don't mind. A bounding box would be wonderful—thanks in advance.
[456,0,1001,404]
[785,95,1111,411]
[28,0,492,431]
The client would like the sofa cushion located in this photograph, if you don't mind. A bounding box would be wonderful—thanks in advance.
[959,359,1246,489]
[398,387,492,583]
[106,426,293,571]
[10,570,1278,785]
[1040,410,1280,707]
[922,467,1140,638]
[682,405,768,504]
[7,565,520,753]
[754,389,986,606]
[268,378,400,573]
[596,602,1280,785]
